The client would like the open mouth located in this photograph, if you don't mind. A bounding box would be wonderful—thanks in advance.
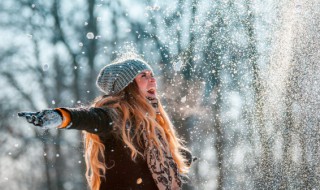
[147,88,156,95]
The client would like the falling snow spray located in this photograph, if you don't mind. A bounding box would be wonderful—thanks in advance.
[257,0,320,188]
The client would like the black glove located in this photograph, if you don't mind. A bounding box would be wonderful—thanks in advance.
[18,110,62,128]
[180,149,197,167]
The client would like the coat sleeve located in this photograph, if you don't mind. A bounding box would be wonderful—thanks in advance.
[55,107,115,134]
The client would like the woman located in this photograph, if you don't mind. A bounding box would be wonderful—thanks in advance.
[19,56,193,190]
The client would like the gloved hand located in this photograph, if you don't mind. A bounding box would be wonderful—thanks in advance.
[18,110,62,129]
[180,149,197,167]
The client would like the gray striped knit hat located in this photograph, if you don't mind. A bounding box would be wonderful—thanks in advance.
[96,58,153,95]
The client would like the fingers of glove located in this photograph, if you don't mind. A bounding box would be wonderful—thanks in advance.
[18,112,27,117]
[25,115,34,123]
[18,112,42,126]
[32,114,44,126]
[32,115,39,125]
[18,112,37,118]
[19,110,59,128]
[18,112,37,123]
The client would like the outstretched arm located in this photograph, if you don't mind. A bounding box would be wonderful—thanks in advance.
[57,107,114,134]
[18,107,114,134]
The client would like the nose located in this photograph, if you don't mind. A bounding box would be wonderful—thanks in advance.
[149,76,156,83]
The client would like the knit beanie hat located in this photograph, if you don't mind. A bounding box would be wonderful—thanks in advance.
[96,58,153,95]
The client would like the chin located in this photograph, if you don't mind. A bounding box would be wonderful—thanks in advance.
[146,93,157,98]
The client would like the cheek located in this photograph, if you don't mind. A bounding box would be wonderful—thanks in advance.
[135,78,148,90]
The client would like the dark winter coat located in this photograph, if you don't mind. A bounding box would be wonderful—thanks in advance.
[59,107,159,190]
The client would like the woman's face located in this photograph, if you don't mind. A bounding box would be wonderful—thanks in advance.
[134,70,157,98]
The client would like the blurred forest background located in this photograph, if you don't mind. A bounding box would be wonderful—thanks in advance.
[1,0,320,189]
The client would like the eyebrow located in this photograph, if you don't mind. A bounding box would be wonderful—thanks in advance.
[140,71,153,75]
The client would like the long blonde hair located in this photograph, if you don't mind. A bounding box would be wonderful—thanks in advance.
[83,81,190,190]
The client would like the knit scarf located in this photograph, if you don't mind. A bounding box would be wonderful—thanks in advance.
[143,97,182,190]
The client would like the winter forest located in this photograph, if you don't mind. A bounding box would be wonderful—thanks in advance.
[1,0,320,189]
